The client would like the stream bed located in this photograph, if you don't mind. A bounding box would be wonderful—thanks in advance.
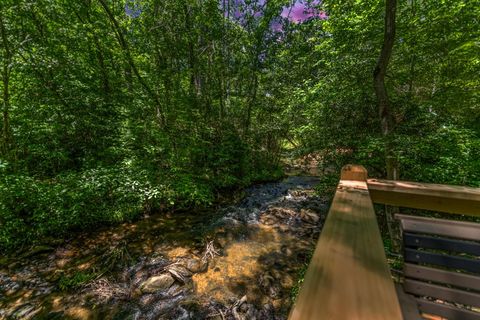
[0,175,327,320]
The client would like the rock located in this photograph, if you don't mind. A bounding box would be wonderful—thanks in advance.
[166,283,186,297]
[21,245,55,258]
[184,259,207,273]
[280,245,293,256]
[259,272,281,299]
[259,215,278,226]
[139,274,175,293]
[146,256,168,266]
[13,304,42,319]
[299,209,320,224]
[215,237,228,249]
[259,272,274,291]
[167,264,192,283]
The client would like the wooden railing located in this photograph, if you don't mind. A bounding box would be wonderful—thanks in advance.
[289,165,403,320]
[367,178,480,216]
[289,164,480,320]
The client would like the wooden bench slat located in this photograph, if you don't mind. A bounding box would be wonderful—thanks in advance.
[405,248,480,274]
[397,214,480,241]
[404,279,480,308]
[404,233,480,256]
[289,170,402,320]
[367,179,480,216]
[395,284,422,320]
[416,298,480,320]
[405,264,480,291]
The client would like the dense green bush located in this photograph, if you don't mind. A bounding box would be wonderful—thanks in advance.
[356,127,480,187]
[0,165,188,252]
[0,156,281,252]
[0,165,152,251]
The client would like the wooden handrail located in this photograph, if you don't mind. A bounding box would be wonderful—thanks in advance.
[289,165,402,320]
[367,179,480,216]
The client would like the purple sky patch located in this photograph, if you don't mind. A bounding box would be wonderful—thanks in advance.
[281,1,326,23]
[223,0,327,31]
[125,0,142,18]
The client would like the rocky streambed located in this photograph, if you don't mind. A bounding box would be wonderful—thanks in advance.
[0,176,328,319]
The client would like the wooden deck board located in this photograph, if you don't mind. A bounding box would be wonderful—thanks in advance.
[289,166,402,320]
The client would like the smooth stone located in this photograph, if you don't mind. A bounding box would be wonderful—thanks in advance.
[299,209,320,224]
[184,259,207,273]
[139,274,175,294]
[167,265,192,283]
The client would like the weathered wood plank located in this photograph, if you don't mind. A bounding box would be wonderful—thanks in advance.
[397,214,480,241]
[367,179,480,216]
[340,164,368,181]
[289,166,402,320]
[395,284,422,320]
[416,299,480,320]
[404,233,480,256]
[404,248,480,274]
[405,264,480,291]
[404,279,480,308]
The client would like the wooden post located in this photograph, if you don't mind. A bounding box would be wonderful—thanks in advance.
[341,164,368,181]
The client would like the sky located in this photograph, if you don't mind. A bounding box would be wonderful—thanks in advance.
[281,0,326,23]
[125,0,327,26]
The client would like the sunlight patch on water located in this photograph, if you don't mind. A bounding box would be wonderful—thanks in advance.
[193,224,293,304]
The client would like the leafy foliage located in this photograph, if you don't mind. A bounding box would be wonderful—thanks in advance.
[0,0,291,252]
[283,0,479,186]
[1,0,479,252]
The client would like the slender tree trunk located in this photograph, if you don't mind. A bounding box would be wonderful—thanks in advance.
[1,64,10,155]
[0,9,12,155]
[183,2,202,111]
[373,0,401,252]
[74,7,111,100]
[97,0,166,127]
[407,0,416,99]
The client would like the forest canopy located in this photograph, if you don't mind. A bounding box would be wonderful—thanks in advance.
[1,0,479,252]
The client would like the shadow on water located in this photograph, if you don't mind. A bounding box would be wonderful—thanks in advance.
[0,175,327,320]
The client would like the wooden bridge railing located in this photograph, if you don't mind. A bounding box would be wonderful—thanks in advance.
[289,165,403,320]
[289,164,480,320]
[367,178,480,216]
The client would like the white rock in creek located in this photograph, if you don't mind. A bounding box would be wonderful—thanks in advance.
[167,264,192,283]
[139,274,175,294]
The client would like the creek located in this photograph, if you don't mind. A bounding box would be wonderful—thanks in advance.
[0,175,327,320]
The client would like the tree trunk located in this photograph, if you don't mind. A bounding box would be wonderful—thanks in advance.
[97,0,166,127]
[373,0,401,252]
[0,9,12,156]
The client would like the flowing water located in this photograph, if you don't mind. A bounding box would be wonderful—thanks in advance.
[0,175,327,320]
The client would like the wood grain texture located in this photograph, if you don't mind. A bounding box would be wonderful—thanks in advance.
[367,179,480,216]
[395,284,422,320]
[404,248,480,274]
[404,264,480,291]
[340,164,368,181]
[404,279,480,308]
[289,178,402,320]
[416,299,480,320]
[397,214,480,241]
[404,232,480,256]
